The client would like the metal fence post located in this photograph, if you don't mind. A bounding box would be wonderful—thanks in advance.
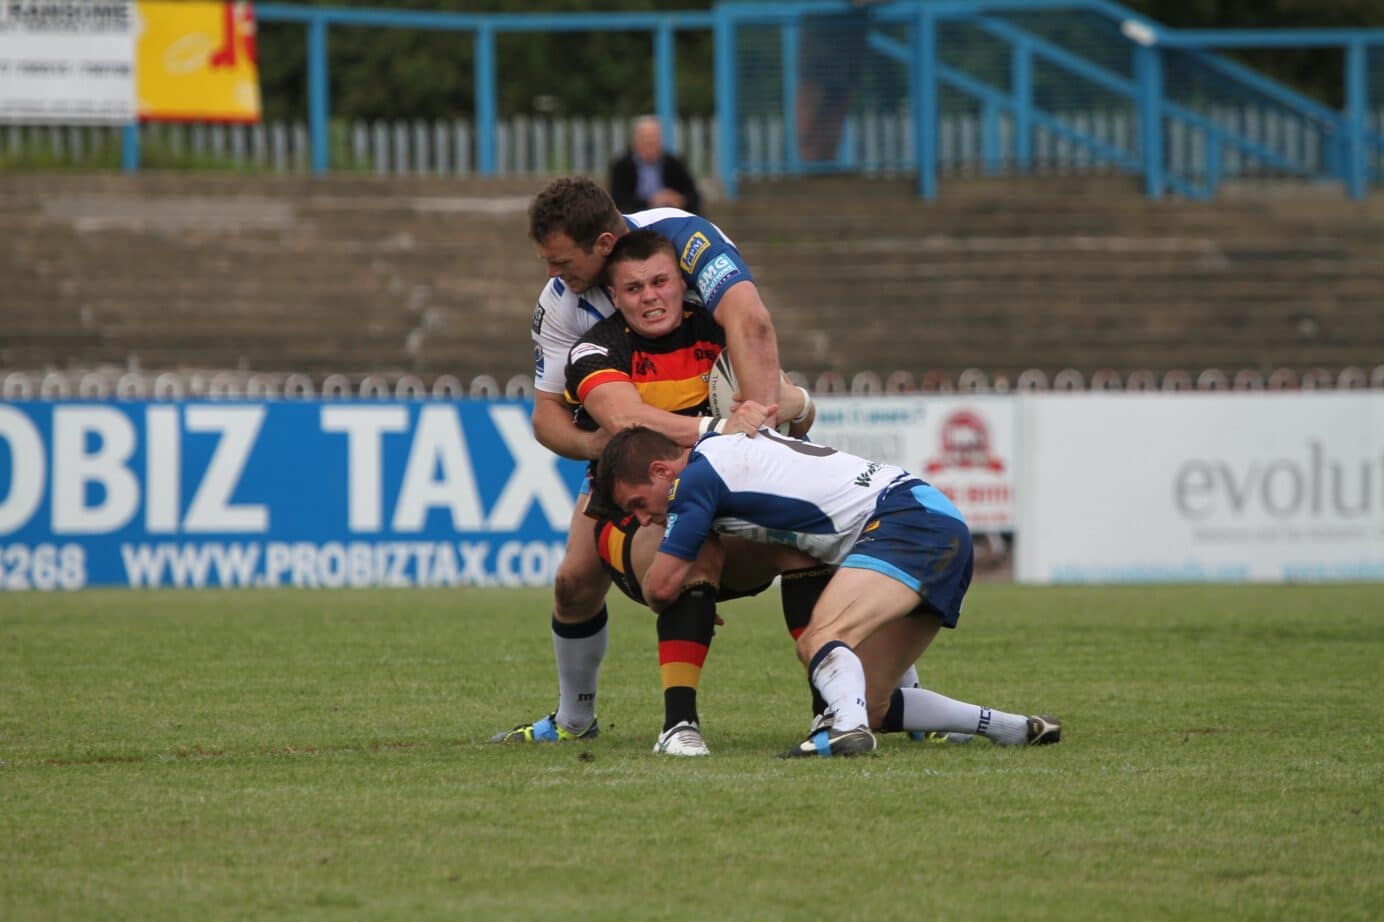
[912,6,937,200]
[307,16,331,174]
[475,25,497,176]
[982,99,1001,175]
[782,20,800,176]
[1012,40,1033,172]
[1134,42,1164,199]
[714,8,737,198]
[1345,39,1368,201]
[654,21,676,146]
[121,123,140,172]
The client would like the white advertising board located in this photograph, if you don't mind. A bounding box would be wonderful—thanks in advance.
[1016,393,1384,583]
[0,1,135,124]
[810,395,1017,531]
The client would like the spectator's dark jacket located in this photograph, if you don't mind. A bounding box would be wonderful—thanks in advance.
[609,150,702,215]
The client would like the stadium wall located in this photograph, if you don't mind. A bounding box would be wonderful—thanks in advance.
[2,392,1379,590]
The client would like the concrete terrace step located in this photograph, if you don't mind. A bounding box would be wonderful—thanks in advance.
[3,172,1381,379]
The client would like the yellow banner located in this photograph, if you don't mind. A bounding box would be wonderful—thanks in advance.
[136,1,261,122]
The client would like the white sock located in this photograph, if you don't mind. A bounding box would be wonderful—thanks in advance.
[977,706,1030,745]
[810,643,869,731]
[900,688,1027,743]
[898,663,920,689]
[552,608,608,732]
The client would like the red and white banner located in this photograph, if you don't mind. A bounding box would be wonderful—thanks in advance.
[811,396,1017,532]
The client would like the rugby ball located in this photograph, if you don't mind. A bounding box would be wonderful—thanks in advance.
[706,352,790,434]
[706,351,739,419]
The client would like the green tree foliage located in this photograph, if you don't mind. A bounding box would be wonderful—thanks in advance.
[256,0,1383,120]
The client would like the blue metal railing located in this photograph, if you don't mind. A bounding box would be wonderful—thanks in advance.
[716,0,1383,200]
[111,1,1382,201]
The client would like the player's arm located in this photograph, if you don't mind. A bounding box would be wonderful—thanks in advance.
[583,381,705,447]
[531,278,616,460]
[642,457,724,610]
[715,280,782,414]
[642,551,697,612]
[531,390,608,461]
[674,217,782,416]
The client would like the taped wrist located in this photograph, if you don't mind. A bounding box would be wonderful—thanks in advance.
[790,386,814,424]
[697,416,727,436]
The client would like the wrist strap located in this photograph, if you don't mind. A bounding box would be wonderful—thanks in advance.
[697,416,726,436]
[790,386,814,424]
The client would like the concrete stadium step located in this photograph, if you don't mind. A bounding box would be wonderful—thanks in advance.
[3,172,1380,380]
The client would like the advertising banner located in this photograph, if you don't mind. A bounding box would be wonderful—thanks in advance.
[810,396,1017,531]
[0,0,136,124]
[1016,393,1384,584]
[136,0,260,122]
[0,401,586,591]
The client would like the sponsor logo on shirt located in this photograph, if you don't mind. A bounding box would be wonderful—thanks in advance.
[680,232,711,273]
[663,512,679,539]
[854,462,884,488]
[531,304,545,334]
[533,342,545,374]
[569,342,609,364]
[695,254,740,304]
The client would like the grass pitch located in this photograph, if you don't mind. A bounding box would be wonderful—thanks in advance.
[1,583,1380,920]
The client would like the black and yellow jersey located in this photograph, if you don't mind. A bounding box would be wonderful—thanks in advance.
[563,306,725,430]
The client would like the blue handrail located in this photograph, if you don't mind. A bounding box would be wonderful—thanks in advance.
[716,0,1380,200]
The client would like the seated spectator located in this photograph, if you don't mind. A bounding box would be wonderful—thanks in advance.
[609,116,702,215]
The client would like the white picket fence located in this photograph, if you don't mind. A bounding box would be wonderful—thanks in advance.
[5,108,1382,180]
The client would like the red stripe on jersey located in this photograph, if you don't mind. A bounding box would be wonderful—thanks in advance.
[576,368,631,403]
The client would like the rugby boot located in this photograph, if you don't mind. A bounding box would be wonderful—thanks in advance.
[652,720,710,756]
[780,725,877,758]
[1025,714,1062,745]
[491,711,599,743]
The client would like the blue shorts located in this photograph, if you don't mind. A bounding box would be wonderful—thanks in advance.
[841,480,974,628]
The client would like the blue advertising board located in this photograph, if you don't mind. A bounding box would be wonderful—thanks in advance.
[0,400,587,590]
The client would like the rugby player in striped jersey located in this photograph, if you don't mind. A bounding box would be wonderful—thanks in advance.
[496,178,793,747]
[560,229,817,755]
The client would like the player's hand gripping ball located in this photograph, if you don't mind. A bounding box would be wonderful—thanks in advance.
[707,353,791,434]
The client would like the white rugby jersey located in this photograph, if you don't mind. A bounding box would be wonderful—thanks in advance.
[658,430,910,566]
[530,209,753,393]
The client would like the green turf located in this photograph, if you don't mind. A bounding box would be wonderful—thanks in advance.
[1,584,1380,920]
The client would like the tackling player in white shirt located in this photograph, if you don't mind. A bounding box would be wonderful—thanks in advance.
[597,423,1063,757]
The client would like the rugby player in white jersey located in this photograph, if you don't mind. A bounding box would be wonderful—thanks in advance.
[597,424,1063,757]
[494,177,788,744]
